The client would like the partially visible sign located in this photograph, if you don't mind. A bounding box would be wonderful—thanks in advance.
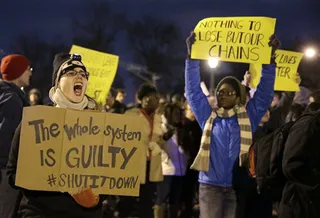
[70,45,119,105]
[250,49,303,91]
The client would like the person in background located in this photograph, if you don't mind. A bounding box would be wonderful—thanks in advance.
[270,92,281,109]
[102,89,136,217]
[293,85,311,106]
[0,54,31,218]
[285,104,305,123]
[164,94,184,128]
[308,90,320,104]
[159,95,167,105]
[102,89,127,217]
[154,115,187,218]
[156,94,167,115]
[179,102,202,218]
[243,70,302,132]
[124,83,168,218]
[304,102,320,113]
[242,71,281,109]
[280,106,320,218]
[113,89,127,113]
[115,89,126,104]
[237,72,301,218]
[153,97,189,218]
[104,89,126,114]
[104,91,115,112]
[28,88,42,106]
[185,31,279,218]
[6,53,102,218]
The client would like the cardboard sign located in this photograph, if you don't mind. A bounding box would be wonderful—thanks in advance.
[191,17,276,64]
[16,106,145,196]
[249,49,304,91]
[69,45,119,106]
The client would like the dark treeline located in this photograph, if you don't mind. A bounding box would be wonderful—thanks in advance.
[5,1,320,100]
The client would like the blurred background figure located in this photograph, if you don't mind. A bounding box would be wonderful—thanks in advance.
[115,89,126,104]
[28,88,43,106]
[104,88,127,114]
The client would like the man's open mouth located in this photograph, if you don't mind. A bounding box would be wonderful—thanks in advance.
[73,82,83,96]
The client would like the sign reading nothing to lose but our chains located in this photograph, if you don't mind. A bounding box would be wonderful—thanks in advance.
[191,16,276,64]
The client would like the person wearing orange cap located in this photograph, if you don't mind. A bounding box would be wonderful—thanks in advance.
[0,54,32,218]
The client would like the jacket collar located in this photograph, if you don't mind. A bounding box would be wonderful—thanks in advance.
[0,80,30,106]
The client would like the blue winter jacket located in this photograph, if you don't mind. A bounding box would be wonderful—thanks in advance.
[185,60,276,187]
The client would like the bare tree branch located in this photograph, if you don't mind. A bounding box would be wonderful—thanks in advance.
[126,16,185,92]
[72,1,127,53]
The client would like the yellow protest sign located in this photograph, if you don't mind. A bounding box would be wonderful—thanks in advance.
[191,17,276,64]
[69,45,119,105]
[249,49,303,91]
[16,106,145,196]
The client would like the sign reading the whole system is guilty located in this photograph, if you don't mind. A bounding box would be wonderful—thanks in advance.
[191,17,276,64]
[15,106,145,196]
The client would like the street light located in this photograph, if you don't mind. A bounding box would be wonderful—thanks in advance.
[207,57,219,93]
[305,47,317,58]
[208,57,219,68]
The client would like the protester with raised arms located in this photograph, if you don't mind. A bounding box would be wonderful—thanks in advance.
[185,32,280,218]
[6,53,102,218]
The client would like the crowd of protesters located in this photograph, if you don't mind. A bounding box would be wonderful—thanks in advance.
[0,31,320,218]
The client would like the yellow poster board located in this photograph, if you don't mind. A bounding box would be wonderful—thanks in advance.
[69,45,119,105]
[191,17,276,64]
[16,106,145,196]
[249,49,303,91]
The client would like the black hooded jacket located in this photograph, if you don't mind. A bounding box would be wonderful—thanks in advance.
[0,80,29,168]
[279,111,320,218]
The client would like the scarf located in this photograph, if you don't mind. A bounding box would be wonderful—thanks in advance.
[191,106,252,172]
[49,87,89,110]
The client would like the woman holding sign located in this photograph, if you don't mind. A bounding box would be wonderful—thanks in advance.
[185,32,280,218]
[124,83,171,218]
[6,53,102,218]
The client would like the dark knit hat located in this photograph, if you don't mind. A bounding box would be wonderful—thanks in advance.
[216,76,246,105]
[137,83,158,101]
[52,53,87,87]
[0,54,30,81]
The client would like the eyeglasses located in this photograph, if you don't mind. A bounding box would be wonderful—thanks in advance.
[62,70,89,79]
[27,67,33,72]
[216,90,236,97]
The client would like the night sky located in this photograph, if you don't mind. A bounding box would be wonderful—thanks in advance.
[1,0,319,101]
[1,0,319,47]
